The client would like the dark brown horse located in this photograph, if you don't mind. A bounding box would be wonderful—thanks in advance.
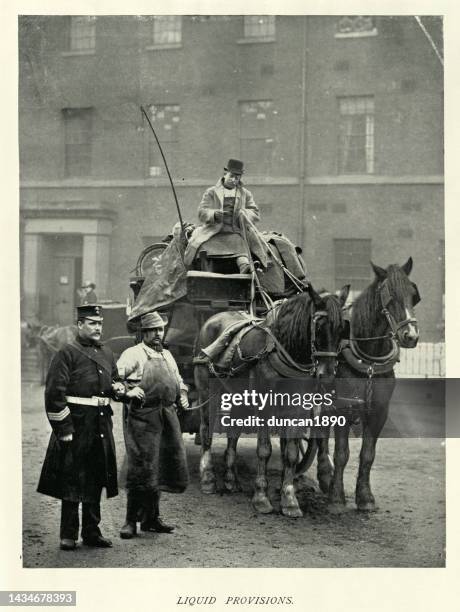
[320,258,420,513]
[194,284,350,517]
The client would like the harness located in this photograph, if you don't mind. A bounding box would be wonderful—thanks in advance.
[339,278,420,414]
[201,304,337,382]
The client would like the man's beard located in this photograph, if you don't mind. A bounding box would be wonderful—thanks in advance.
[145,337,163,352]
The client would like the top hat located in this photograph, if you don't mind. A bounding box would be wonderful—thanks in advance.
[77,304,103,322]
[140,311,167,330]
[224,159,244,175]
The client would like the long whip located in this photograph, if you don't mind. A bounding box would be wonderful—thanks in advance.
[140,105,186,263]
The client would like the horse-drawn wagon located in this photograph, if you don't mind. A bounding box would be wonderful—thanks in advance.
[30,217,422,516]
[127,232,422,516]
[125,227,310,437]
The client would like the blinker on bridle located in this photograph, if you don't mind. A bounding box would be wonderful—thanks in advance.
[378,279,420,339]
[310,309,339,360]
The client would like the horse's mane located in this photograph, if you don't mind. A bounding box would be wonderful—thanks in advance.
[270,291,343,361]
[352,265,412,336]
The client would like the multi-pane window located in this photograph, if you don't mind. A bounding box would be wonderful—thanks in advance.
[334,239,372,297]
[63,108,93,177]
[152,16,182,45]
[243,16,275,39]
[239,100,275,175]
[69,16,96,51]
[147,104,180,176]
[336,16,377,37]
[338,96,374,174]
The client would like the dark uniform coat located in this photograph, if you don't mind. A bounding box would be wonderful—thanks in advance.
[37,336,121,503]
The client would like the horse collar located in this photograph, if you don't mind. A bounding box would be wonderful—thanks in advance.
[346,301,400,374]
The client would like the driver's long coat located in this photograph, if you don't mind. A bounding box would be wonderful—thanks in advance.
[184,180,270,267]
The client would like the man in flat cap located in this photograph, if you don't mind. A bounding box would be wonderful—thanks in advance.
[37,305,126,551]
[117,311,189,539]
[184,159,270,273]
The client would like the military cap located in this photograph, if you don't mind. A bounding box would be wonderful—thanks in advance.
[76,304,103,322]
[140,311,167,330]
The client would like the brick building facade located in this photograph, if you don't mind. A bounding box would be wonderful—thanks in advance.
[19,15,444,340]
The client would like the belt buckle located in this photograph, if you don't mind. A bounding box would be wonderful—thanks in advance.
[96,397,106,407]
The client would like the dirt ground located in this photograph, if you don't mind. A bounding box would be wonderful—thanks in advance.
[22,382,445,568]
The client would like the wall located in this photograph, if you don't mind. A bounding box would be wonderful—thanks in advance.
[19,15,444,340]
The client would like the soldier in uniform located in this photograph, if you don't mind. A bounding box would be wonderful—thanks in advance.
[117,311,189,539]
[37,304,126,551]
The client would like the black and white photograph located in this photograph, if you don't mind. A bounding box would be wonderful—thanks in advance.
[17,11,446,571]
[9,3,452,587]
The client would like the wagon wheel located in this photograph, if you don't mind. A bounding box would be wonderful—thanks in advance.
[135,242,168,277]
[296,434,318,475]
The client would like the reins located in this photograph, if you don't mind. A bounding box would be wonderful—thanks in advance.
[241,211,307,294]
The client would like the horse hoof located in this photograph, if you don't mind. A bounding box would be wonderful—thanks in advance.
[328,503,349,515]
[357,502,377,512]
[295,474,318,493]
[200,477,217,495]
[201,483,216,495]
[252,497,274,514]
[281,505,303,518]
[224,478,242,493]
[318,478,331,495]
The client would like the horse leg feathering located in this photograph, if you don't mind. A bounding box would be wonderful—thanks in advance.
[251,427,274,514]
[224,434,242,493]
[195,363,217,494]
[328,419,352,513]
[280,437,303,518]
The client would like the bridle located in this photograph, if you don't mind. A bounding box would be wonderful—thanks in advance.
[350,279,420,344]
[378,279,419,341]
[263,300,342,378]
[310,309,340,374]
[344,278,420,375]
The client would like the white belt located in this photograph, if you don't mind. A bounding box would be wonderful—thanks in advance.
[66,396,110,407]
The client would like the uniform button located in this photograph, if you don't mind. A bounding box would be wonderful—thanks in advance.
[98,369,103,374]
[101,391,105,395]
[100,412,104,416]
[100,434,104,438]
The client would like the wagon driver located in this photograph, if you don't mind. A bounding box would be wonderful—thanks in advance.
[37,304,126,551]
[117,311,189,539]
[184,159,270,273]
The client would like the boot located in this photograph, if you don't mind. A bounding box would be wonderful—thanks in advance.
[120,491,139,539]
[236,256,251,274]
[140,490,175,533]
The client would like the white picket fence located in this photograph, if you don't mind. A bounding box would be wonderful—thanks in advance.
[395,342,445,378]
